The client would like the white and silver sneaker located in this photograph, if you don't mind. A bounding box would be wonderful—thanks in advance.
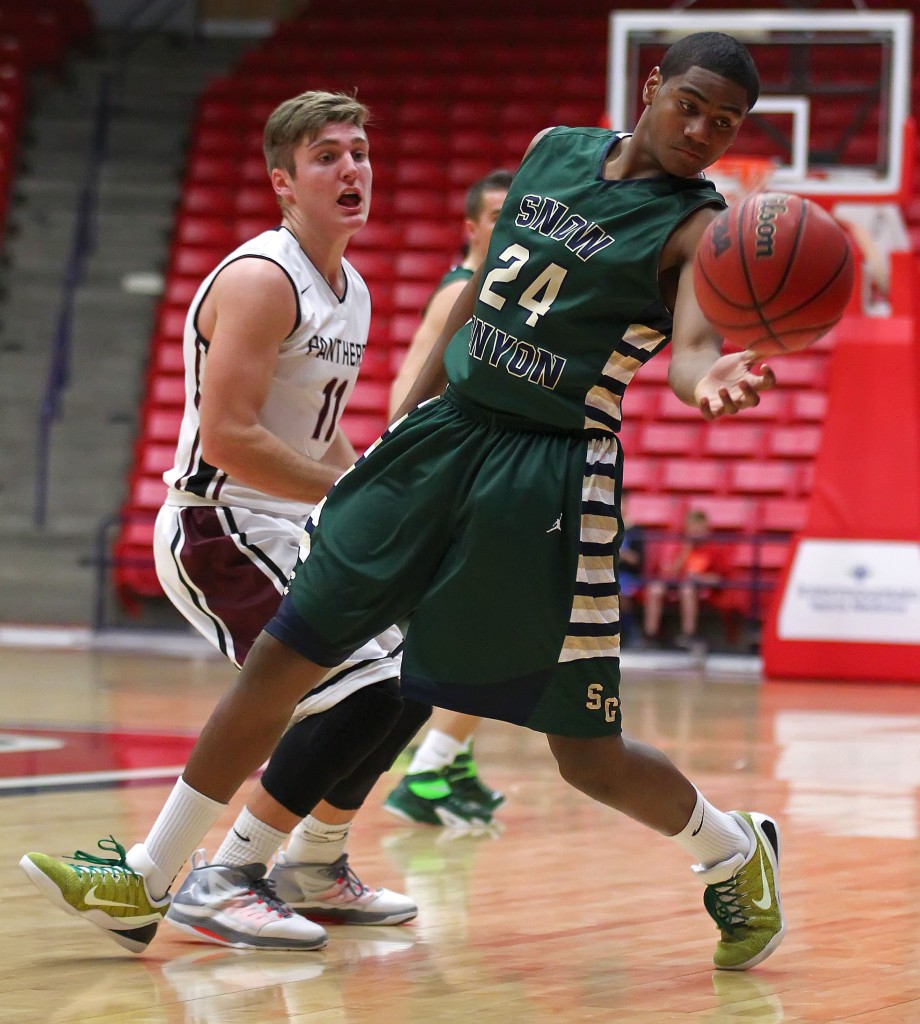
[267,852,418,926]
[165,850,328,951]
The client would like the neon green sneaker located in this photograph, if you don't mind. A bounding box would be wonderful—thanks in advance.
[446,749,505,812]
[20,836,170,954]
[699,812,785,971]
[383,770,492,827]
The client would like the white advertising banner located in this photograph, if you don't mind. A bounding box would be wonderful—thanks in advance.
[778,540,920,644]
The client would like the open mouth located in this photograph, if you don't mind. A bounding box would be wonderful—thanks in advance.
[338,192,362,209]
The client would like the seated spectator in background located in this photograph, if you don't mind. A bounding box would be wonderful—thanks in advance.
[643,508,724,650]
[617,490,645,646]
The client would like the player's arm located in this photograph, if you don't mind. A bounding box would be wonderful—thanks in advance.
[198,259,350,504]
[388,279,468,418]
[390,263,485,421]
[667,209,776,422]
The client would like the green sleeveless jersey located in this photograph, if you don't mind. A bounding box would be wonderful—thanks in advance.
[444,127,725,432]
[424,264,473,315]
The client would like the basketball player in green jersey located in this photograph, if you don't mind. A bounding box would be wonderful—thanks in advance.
[386,169,513,828]
[23,33,784,972]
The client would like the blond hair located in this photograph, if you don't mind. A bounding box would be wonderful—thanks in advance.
[263,90,369,175]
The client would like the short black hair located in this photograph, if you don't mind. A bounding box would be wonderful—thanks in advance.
[465,169,513,219]
[660,31,760,110]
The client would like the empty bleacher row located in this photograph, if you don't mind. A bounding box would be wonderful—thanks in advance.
[112,3,919,627]
[0,2,93,243]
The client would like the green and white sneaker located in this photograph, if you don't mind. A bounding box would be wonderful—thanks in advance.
[698,811,785,971]
[447,750,505,812]
[383,770,493,827]
[20,836,170,954]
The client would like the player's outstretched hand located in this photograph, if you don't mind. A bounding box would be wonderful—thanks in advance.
[694,351,777,421]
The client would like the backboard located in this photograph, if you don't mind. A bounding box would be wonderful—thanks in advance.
[607,9,914,203]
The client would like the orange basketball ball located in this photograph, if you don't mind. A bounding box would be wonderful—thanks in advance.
[693,192,855,356]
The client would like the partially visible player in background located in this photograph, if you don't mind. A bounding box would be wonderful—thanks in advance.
[384,169,512,828]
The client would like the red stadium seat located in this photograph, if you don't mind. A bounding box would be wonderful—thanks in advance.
[660,459,726,494]
[183,184,237,217]
[143,408,183,444]
[759,498,809,534]
[403,221,462,252]
[392,190,449,218]
[770,354,827,389]
[638,422,702,457]
[395,252,449,281]
[447,159,495,186]
[656,389,706,421]
[136,443,175,476]
[630,357,669,385]
[691,496,757,533]
[235,185,279,217]
[393,281,435,313]
[348,250,396,281]
[150,340,184,374]
[162,275,201,309]
[767,425,822,460]
[628,493,684,532]
[185,154,239,183]
[148,376,186,408]
[728,461,799,496]
[340,413,386,451]
[703,423,765,459]
[174,215,237,250]
[155,307,188,341]
[790,392,828,422]
[730,390,789,422]
[126,474,169,511]
[622,457,659,492]
[349,222,403,251]
[170,247,223,278]
[621,386,656,421]
[395,159,447,188]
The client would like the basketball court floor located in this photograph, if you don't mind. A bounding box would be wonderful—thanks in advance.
[2,634,920,1023]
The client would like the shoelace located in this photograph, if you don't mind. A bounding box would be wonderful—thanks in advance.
[248,876,294,918]
[336,859,368,899]
[706,878,747,932]
[69,836,138,878]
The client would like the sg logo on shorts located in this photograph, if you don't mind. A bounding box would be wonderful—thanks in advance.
[586,683,620,722]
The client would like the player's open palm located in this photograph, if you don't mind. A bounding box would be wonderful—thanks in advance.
[694,351,776,421]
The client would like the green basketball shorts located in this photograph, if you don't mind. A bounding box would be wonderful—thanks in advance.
[266,391,626,738]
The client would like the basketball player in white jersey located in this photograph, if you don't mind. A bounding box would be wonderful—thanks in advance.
[23,91,424,954]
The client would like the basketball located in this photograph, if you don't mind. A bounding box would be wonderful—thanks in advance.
[693,191,855,356]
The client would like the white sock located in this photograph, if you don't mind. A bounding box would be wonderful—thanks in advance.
[407,729,464,774]
[128,776,226,899]
[671,789,752,870]
[212,806,287,869]
[285,814,351,865]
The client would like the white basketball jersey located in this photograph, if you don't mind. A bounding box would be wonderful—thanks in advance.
[164,227,371,519]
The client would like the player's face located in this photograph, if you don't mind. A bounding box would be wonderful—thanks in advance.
[466,188,508,260]
[274,121,372,238]
[643,65,749,177]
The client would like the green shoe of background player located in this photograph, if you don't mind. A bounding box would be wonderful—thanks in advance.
[383,770,493,827]
[447,748,506,812]
[699,811,785,971]
[20,836,170,954]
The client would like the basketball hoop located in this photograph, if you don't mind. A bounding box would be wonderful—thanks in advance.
[707,155,776,205]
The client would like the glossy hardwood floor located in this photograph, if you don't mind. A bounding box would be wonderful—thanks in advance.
[2,641,920,1023]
